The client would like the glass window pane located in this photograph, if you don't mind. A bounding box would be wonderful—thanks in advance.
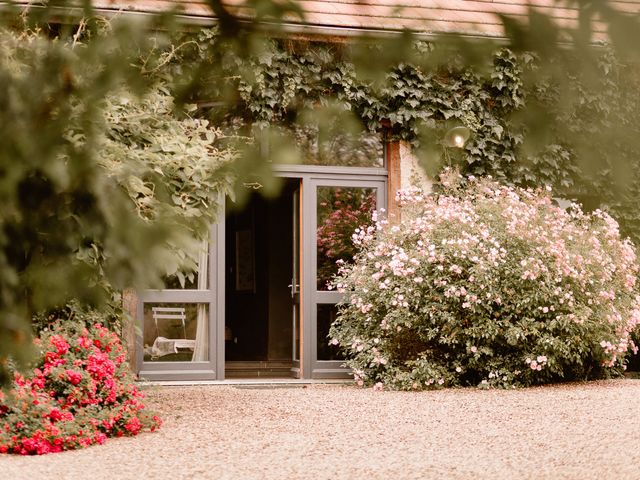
[221,118,384,167]
[293,126,384,167]
[162,273,199,290]
[161,240,209,290]
[293,303,300,361]
[317,304,344,361]
[143,303,209,362]
[317,186,377,290]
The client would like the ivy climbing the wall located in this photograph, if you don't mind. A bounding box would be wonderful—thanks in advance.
[164,30,640,245]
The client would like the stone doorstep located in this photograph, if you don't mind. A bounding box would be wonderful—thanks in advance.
[138,378,351,388]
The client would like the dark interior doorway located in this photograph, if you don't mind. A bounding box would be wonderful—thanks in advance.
[224,180,298,377]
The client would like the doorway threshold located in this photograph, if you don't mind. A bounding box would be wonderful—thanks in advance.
[139,378,352,387]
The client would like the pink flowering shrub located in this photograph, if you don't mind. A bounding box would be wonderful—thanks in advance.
[0,321,161,455]
[329,171,640,390]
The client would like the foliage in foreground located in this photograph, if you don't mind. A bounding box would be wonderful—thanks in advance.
[0,317,160,455]
[329,171,640,390]
[0,24,239,383]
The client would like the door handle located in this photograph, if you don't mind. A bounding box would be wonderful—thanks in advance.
[288,283,300,298]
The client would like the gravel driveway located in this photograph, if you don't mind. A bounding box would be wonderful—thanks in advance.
[3,379,640,479]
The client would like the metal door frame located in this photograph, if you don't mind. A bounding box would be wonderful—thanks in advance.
[273,165,387,378]
[137,163,387,381]
[304,176,387,378]
[136,223,224,381]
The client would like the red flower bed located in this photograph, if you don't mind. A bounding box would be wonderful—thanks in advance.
[0,322,161,455]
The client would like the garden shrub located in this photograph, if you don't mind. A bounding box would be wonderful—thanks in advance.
[328,170,640,390]
[0,320,161,455]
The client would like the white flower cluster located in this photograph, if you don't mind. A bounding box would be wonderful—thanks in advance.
[525,356,548,371]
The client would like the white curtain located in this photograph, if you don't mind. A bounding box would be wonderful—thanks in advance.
[192,240,209,362]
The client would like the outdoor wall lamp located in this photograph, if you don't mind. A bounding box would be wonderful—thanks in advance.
[443,126,471,148]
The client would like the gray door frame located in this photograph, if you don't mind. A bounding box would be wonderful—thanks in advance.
[305,176,387,378]
[137,163,387,381]
[273,164,387,378]
[136,223,224,381]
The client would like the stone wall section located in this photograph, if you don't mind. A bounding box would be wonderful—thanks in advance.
[121,289,138,373]
[399,140,432,193]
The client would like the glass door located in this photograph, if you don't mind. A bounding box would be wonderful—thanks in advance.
[303,178,386,378]
[224,180,299,378]
[135,170,387,381]
[291,183,302,377]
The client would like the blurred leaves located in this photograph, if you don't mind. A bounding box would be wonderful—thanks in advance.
[0,14,240,383]
[0,21,153,381]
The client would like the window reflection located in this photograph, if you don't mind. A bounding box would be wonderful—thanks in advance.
[293,304,301,362]
[316,186,376,290]
[317,304,344,361]
[160,240,209,290]
[162,273,198,290]
[222,120,384,167]
[143,303,208,362]
[293,125,384,167]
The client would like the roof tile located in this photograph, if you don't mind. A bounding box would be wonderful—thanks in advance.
[8,0,639,38]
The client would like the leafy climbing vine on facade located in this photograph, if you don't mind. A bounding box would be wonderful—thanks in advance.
[164,29,640,244]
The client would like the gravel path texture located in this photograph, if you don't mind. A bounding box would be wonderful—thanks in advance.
[2,379,640,480]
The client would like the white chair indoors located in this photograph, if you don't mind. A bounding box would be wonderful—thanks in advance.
[152,307,196,356]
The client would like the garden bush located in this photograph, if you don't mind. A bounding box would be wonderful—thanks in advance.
[0,319,161,455]
[328,170,640,390]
